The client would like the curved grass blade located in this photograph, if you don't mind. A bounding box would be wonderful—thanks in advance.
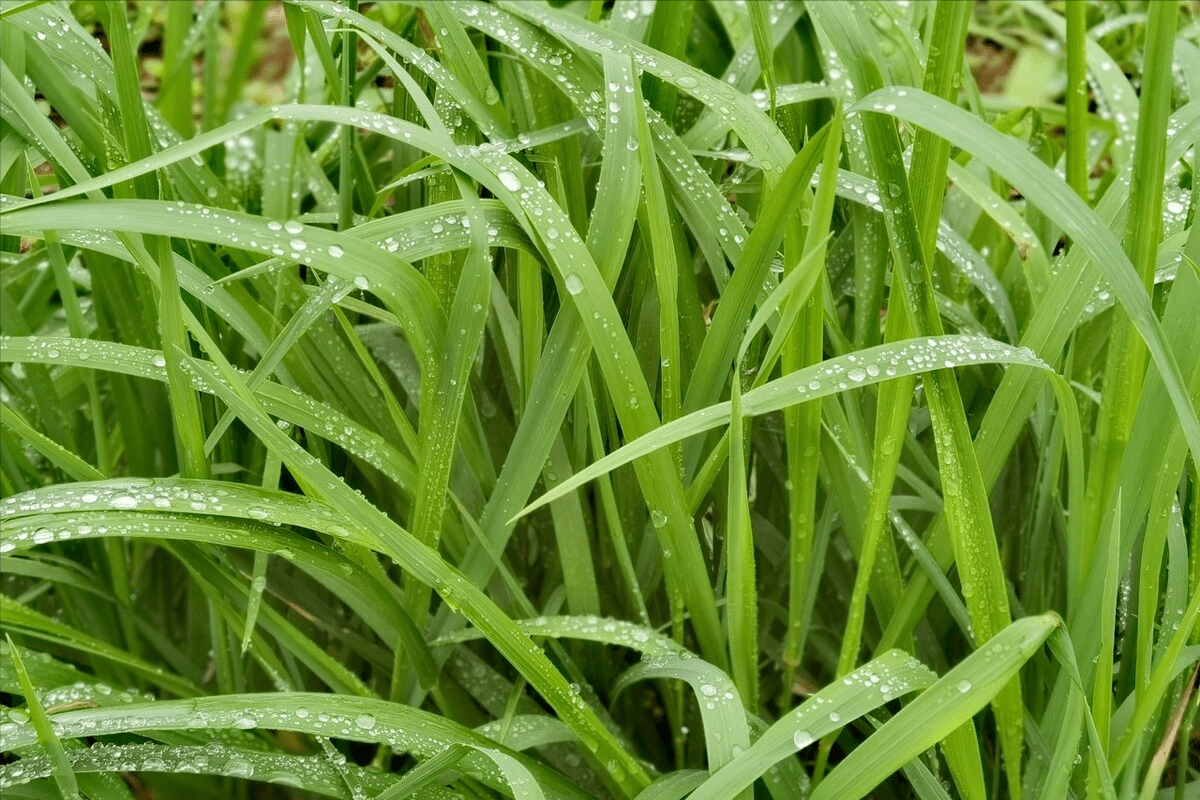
[512,336,1058,522]
[0,693,585,800]
[685,648,937,800]
[862,86,1200,466]
[809,614,1060,800]
[5,634,80,799]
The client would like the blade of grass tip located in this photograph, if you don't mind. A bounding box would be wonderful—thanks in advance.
[1079,0,1178,568]
[726,377,758,718]
[1043,627,1119,799]
[241,450,283,655]
[5,633,80,799]
[806,5,1025,793]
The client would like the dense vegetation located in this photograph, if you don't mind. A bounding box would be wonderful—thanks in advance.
[0,1,1197,798]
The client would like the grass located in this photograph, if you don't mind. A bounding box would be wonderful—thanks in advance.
[0,0,1197,798]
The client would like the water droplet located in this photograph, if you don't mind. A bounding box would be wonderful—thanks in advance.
[328,244,344,258]
[564,274,584,295]
[793,730,814,749]
[651,510,668,528]
[354,713,377,730]
[498,170,521,191]
[956,680,972,693]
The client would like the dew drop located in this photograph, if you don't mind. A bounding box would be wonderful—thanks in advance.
[498,170,521,191]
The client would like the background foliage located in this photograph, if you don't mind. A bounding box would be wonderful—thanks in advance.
[0,1,1197,798]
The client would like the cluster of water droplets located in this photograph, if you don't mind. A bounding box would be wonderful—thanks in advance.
[771,336,1044,415]
[2,330,412,493]
[0,739,411,793]
[0,477,356,555]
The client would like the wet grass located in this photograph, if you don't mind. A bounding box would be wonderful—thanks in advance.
[0,1,1197,799]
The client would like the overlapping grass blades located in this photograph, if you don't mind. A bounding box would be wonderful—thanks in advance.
[1,1,1196,799]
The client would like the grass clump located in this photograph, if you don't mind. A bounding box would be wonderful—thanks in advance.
[1,1,1197,798]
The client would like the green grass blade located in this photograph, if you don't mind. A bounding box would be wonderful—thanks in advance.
[810,615,1060,800]
[5,633,80,799]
